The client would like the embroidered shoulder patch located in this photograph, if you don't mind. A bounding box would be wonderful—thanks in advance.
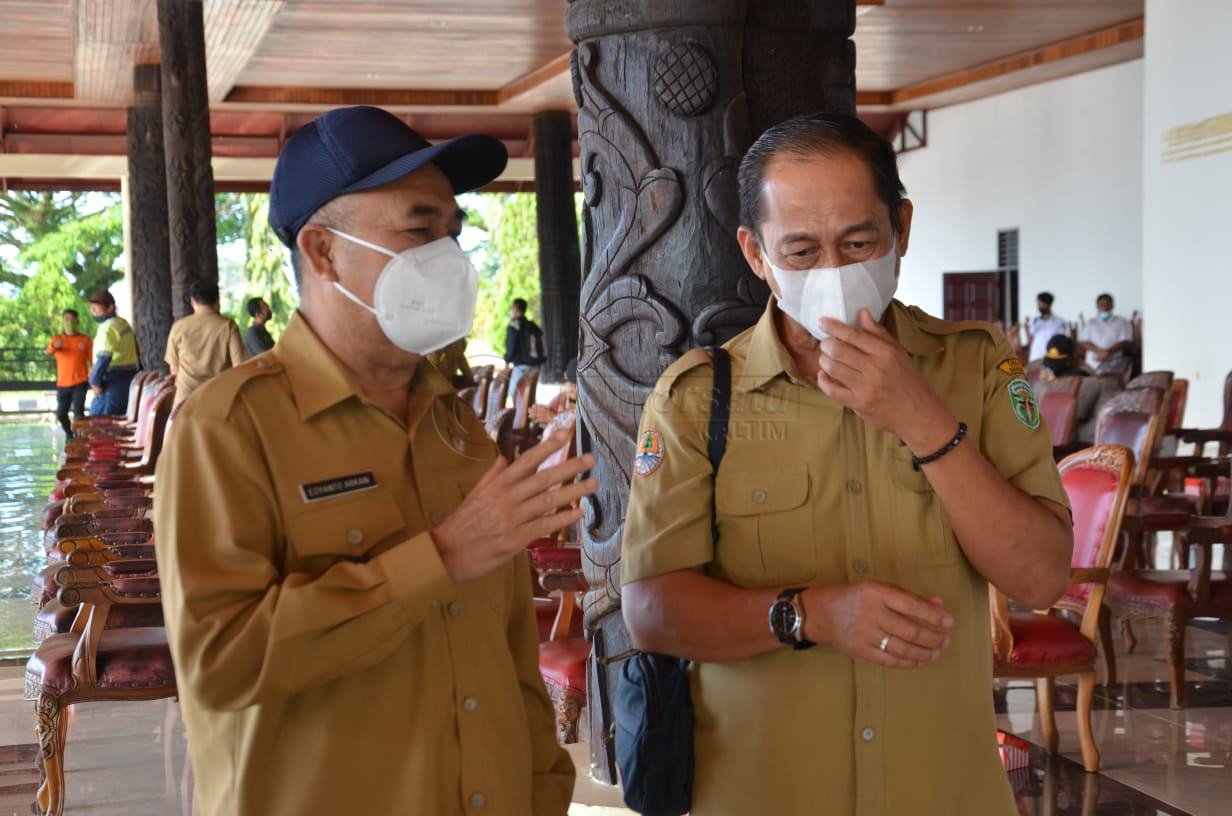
[634,430,665,477]
[1007,379,1041,430]
[998,358,1026,379]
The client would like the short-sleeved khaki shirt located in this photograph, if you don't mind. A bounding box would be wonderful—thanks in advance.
[164,310,247,404]
[622,299,1069,816]
[155,312,573,816]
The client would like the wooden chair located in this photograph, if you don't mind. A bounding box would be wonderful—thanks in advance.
[1095,355,1132,386]
[1174,369,1232,458]
[525,410,589,743]
[1127,370,1173,393]
[990,444,1133,773]
[1105,456,1232,708]
[25,594,176,816]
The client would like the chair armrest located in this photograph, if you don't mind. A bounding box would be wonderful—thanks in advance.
[1069,567,1109,585]
[1149,455,1228,473]
[539,569,588,595]
[70,602,103,688]
[1188,538,1215,603]
[1177,429,1232,444]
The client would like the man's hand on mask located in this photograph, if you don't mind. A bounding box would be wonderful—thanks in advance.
[815,309,958,455]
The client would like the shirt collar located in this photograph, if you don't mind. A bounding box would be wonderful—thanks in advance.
[884,300,945,356]
[275,311,454,422]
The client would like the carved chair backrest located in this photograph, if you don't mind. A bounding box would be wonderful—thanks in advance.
[1128,371,1173,393]
[1039,391,1078,446]
[1095,410,1159,488]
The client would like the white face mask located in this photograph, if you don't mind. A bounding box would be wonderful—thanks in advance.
[327,229,478,355]
[763,242,900,341]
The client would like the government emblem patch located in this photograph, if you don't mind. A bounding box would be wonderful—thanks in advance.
[634,430,665,477]
[1007,379,1040,430]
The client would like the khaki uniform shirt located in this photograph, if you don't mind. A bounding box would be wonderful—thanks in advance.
[622,299,1069,816]
[155,313,573,816]
[164,311,247,405]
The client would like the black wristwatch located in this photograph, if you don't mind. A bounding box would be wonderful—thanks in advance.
[769,588,816,650]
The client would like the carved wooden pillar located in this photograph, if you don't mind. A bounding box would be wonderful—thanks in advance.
[533,111,582,383]
[158,0,218,319]
[566,0,857,781]
[127,63,173,373]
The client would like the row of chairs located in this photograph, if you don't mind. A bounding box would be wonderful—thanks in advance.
[26,371,179,816]
[991,369,1232,774]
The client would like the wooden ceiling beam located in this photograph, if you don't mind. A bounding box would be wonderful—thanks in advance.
[886,16,1144,108]
[0,81,75,99]
[224,86,499,106]
[496,52,571,105]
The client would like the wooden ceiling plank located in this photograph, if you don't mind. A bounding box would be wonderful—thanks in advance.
[204,0,287,103]
[889,16,1144,107]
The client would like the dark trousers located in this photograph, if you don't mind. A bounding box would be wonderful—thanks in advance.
[56,383,88,435]
[88,367,137,417]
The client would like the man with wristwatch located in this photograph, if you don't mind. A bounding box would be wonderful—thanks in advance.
[620,113,1073,816]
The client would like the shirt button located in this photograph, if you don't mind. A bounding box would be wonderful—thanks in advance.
[431,600,441,611]
[861,727,876,742]
[469,792,486,809]
[852,559,869,575]
[448,601,462,618]
[846,479,862,495]
[345,528,364,546]
[463,697,478,712]
[430,513,444,525]
[752,488,767,504]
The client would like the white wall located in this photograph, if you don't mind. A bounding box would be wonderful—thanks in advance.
[896,60,1144,326]
[1141,0,1232,428]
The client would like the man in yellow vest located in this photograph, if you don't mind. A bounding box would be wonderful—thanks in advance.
[86,288,140,416]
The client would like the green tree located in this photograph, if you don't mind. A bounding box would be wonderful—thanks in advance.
[0,263,88,348]
[469,193,541,354]
[215,192,297,336]
[0,191,123,296]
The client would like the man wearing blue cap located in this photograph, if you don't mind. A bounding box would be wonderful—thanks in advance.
[155,106,591,816]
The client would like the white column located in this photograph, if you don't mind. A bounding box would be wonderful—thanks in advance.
[1141,0,1232,427]
[115,174,136,324]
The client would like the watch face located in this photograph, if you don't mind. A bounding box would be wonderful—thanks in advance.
[771,599,799,641]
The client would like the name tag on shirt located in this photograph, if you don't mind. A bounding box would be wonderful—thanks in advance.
[299,472,377,503]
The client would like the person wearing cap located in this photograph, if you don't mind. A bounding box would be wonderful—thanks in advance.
[1026,291,1065,362]
[1041,334,1120,444]
[155,105,590,816]
[164,279,247,406]
[85,288,139,416]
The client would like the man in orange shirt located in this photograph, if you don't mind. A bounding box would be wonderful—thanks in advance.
[46,308,93,438]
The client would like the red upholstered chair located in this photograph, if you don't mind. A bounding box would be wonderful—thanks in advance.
[991,444,1133,773]
[1037,376,1082,455]
[1095,355,1133,386]
[1105,456,1232,708]
[1173,370,1232,459]
[25,598,176,816]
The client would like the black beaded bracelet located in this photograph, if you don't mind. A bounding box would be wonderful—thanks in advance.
[912,422,968,470]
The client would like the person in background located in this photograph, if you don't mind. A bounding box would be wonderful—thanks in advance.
[244,296,276,357]
[1041,335,1120,444]
[504,297,545,395]
[1027,291,1065,362]
[46,308,92,438]
[86,288,139,416]
[1078,293,1134,370]
[165,280,247,406]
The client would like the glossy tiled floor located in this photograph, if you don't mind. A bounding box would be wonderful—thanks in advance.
[0,614,1225,815]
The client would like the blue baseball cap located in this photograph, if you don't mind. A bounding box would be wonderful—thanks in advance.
[268,105,508,247]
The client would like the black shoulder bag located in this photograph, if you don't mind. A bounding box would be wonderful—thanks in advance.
[613,346,731,816]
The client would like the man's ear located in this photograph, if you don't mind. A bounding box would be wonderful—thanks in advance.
[737,226,769,283]
[894,199,914,258]
[296,224,338,282]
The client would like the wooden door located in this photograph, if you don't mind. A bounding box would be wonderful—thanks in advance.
[943,271,1003,322]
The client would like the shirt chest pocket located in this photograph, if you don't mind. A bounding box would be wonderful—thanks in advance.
[885,446,960,566]
[284,490,408,570]
[714,464,815,587]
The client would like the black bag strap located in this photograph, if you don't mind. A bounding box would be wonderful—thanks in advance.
[703,346,731,544]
